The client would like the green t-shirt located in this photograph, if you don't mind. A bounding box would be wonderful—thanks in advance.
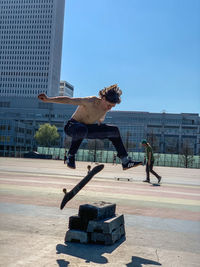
[145,145,154,162]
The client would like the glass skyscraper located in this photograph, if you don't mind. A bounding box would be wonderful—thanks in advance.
[0,0,65,97]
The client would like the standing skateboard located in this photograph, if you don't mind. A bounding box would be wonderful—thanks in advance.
[60,164,104,210]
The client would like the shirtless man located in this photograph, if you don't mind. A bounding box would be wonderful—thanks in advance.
[38,84,142,170]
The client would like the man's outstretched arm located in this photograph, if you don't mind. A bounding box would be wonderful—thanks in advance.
[38,93,93,105]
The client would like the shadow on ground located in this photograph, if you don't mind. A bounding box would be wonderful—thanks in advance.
[126,256,162,267]
[151,183,161,187]
[56,259,70,267]
[56,237,125,265]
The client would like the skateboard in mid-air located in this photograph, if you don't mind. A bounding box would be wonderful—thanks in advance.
[60,164,104,210]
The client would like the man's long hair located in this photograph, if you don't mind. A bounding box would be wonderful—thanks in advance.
[99,84,122,104]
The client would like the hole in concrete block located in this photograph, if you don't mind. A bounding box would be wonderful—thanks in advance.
[94,229,103,233]
[92,240,105,245]
[71,239,81,243]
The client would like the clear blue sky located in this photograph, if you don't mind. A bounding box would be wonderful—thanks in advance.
[60,0,200,114]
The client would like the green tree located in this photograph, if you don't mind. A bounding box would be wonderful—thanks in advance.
[34,123,60,147]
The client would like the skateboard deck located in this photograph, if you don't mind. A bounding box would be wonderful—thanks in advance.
[60,164,104,210]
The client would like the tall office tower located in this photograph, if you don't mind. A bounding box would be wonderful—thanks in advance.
[59,80,74,97]
[0,0,65,97]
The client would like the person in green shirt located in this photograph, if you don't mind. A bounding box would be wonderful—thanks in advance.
[141,139,161,183]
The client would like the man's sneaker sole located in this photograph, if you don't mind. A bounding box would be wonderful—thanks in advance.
[123,162,142,170]
[66,155,76,169]
[143,180,150,183]
[67,164,76,169]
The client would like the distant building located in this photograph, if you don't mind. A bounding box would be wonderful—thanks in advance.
[59,81,74,97]
[105,111,200,155]
[0,96,199,156]
[0,96,76,155]
[0,119,34,156]
[0,0,65,98]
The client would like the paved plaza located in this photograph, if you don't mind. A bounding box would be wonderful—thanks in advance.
[0,157,200,267]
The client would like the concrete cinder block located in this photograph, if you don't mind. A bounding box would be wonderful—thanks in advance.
[65,229,88,244]
[87,214,124,234]
[68,215,88,231]
[91,224,125,245]
[68,215,82,230]
[78,201,116,221]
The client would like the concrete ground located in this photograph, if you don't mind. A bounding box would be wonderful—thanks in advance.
[0,157,200,267]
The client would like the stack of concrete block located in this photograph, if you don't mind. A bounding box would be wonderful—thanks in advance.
[65,201,125,245]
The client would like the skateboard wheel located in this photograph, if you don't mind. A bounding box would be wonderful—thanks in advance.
[63,188,67,194]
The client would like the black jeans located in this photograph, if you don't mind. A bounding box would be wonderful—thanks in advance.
[64,119,128,158]
[146,161,160,180]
